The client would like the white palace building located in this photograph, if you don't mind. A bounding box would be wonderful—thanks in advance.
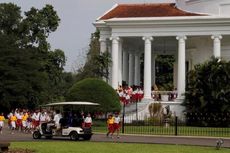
[94,0,230,116]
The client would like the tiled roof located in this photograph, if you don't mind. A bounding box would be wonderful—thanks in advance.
[99,3,205,20]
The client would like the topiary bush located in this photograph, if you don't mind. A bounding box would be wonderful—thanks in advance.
[66,78,121,112]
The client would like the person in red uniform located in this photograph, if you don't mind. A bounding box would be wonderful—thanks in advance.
[106,114,114,138]
[113,112,121,138]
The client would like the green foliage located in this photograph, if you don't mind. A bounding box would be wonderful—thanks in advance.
[0,47,47,110]
[76,30,111,82]
[0,3,69,112]
[66,78,121,112]
[155,55,175,89]
[21,4,60,50]
[184,57,230,127]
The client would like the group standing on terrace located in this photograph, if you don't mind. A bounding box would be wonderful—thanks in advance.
[116,84,178,105]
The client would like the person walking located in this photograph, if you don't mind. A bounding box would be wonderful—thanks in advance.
[113,112,121,138]
[0,113,5,134]
[106,114,114,138]
[10,113,17,134]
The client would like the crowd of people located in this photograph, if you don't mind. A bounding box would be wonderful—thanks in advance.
[0,108,123,140]
[116,85,144,105]
[116,85,178,104]
[0,108,93,135]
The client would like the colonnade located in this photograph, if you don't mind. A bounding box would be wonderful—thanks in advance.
[100,35,222,100]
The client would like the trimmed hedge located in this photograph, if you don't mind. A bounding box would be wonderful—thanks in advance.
[66,78,121,112]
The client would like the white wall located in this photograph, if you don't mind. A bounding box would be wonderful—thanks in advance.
[187,36,230,67]
[176,0,230,16]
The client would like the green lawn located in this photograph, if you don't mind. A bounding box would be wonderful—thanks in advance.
[11,142,229,153]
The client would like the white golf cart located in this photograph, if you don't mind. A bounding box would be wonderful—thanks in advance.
[32,101,99,141]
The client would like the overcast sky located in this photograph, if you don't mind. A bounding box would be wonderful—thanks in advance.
[0,0,175,71]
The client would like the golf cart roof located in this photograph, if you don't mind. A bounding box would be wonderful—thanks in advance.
[45,101,100,106]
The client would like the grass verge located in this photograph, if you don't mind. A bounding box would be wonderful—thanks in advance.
[11,142,230,153]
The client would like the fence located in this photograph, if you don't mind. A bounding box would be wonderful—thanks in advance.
[92,113,230,137]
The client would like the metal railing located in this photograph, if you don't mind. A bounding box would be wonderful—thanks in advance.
[92,113,230,137]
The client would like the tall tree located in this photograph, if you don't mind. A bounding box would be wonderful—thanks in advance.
[0,3,66,112]
[183,57,230,127]
[75,30,111,81]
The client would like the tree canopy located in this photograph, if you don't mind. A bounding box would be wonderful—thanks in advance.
[66,78,121,112]
[0,3,71,112]
[75,31,111,82]
[183,57,230,127]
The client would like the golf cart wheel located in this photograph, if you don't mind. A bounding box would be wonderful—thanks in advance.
[33,131,41,139]
[83,135,92,140]
[70,131,79,141]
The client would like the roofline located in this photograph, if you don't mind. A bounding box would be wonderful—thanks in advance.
[97,2,205,21]
[96,3,118,21]
[94,15,230,28]
[105,15,230,21]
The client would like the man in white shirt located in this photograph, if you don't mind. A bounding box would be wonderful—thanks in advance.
[39,111,47,123]
[84,113,92,128]
[53,110,62,129]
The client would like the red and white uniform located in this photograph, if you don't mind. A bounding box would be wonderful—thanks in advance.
[32,112,40,128]
[84,116,92,127]
[113,116,120,130]
[16,112,23,127]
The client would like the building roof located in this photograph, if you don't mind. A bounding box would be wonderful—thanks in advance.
[99,3,205,20]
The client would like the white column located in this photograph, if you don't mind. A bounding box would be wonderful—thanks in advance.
[99,38,107,53]
[110,37,119,89]
[107,43,112,85]
[122,51,129,84]
[143,36,153,99]
[118,40,123,86]
[128,53,134,86]
[211,35,222,58]
[134,54,140,86]
[176,36,187,99]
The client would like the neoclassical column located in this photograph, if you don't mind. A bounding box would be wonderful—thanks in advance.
[122,51,129,84]
[107,43,112,85]
[99,38,107,53]
[118,39,123,86]
[110,36,120,89]
[143,36,153,99]
[211,35,222,58]
[128,53,134,86]
[176,36,187,99]
[134,53,140,86]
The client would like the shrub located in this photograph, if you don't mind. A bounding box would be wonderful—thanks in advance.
[66,78,121,112]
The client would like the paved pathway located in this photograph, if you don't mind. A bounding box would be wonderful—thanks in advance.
[0,127,229,148]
